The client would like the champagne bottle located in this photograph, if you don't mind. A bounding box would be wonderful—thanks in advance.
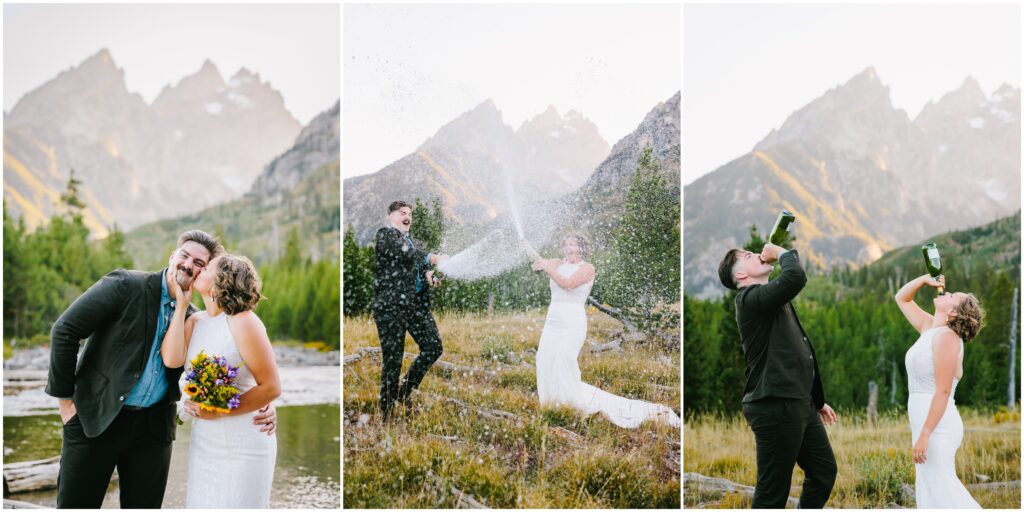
[921,243,945,295]
[768,210,796,246]
[431,270,445,286]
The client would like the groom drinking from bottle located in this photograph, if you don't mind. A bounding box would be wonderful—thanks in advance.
[372,200,449,420]
[718,241,838,508]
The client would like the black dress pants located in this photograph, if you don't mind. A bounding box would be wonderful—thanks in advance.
[56,407,173,508]
[742,397,837,508]
[373,303,443,417]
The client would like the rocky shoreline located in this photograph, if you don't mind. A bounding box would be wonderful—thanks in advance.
[4,344,339,372]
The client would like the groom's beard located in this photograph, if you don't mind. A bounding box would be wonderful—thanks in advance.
[175,265,195,291]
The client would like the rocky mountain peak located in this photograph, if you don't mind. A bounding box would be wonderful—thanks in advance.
[756,68,903,152]
[420,98,513,151]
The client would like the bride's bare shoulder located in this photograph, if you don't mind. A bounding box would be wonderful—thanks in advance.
[228,311,268,336]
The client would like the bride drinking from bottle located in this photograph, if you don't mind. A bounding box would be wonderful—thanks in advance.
[895,272,984,508]
[522,233,680,428]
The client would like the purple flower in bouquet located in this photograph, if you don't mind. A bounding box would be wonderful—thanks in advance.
[215,379,223,386]
[186,369,196,380]
[227,368,238,379]
[227,394,241,409]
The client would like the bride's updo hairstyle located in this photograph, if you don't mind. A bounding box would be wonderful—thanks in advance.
[563,232,591,260]
[949,293,984,342]
[211,254,264,315]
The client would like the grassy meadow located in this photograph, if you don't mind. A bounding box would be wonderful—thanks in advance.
[342,310,681,508]
[684,409,1021,508]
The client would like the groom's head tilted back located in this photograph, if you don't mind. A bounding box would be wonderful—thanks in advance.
[718,248,774,290]
[387,200,413,233]
[168,230,224,290]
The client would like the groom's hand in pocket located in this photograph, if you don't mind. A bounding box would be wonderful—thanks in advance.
[58,398,77,425]
[253,403,277,435]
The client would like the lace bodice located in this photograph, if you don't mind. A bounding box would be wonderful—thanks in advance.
[905,326,964,395]
[549,261,594,304]
[186,313,257,395]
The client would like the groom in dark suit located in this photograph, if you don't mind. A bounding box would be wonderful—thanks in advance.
[372,200,448,419]
[718,242,837,508]
[46,230,277,508]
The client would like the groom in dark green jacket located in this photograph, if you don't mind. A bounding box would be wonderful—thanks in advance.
[372,200,448,420]
[718,242,837,508]
[46,230,276,508]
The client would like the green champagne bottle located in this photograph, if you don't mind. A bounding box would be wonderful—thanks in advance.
[769,210,796,246]
[921,243,945,295]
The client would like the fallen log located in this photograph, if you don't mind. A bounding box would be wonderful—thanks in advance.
[587,298,638,332]
[586,339,623,354]
[344,347,498,377]
[683,472,798,508]
[342,346,381,366]
[426,471,488,509]
[4,457,61,495]
[3,498,47,509]
[3,457,118,496]
[429,394,517,421]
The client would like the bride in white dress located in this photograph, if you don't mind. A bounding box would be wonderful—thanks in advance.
[895,274,985,508]
[162,254,282,508]
[524,234,680,428]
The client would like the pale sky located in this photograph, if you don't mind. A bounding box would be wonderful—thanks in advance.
[344,3,681,178]
[684,3,1021,185]
[3,3,340,124]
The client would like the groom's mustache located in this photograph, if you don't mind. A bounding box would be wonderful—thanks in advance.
[176,265,194,278]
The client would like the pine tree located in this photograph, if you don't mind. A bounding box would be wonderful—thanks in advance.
[601,146,681,331]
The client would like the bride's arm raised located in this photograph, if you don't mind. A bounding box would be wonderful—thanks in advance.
[894,275,942,333]
[161,270,200,368]
[912,330,960,463]
[224,312,282,415]
[543,262,595,291]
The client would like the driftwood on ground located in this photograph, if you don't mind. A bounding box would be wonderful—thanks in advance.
[3,457,61,495]
[426,471,488,509]
[2,498,47,509]
[688,471,1019,508]
[344,347,498,377]
[3,457,120,496]
[586,298,638,332]
[683,472,799,508]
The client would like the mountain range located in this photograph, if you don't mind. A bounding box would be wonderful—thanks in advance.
[123,101,340,268]
[684,68,1021,298]
[343,92,681,247]
[4,49,301,235]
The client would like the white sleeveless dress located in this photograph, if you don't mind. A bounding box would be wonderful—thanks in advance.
[535,261,680,428]
[183,313,277,508]
[904,326,979,509]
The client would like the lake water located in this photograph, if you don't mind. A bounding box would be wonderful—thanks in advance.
[4,404,340,508]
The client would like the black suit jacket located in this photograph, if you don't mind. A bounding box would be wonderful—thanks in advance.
[45,269,194,439]
[735,250,825,408]
[372,227,432,313]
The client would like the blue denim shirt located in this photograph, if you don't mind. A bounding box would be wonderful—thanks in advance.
[123,269,174,407]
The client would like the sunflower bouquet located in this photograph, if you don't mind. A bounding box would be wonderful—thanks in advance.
[183,350,243,415]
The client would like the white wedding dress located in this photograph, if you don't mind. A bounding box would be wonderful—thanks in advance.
[182,313,277,508]
[535,261,680,428]
[904,325,979,509]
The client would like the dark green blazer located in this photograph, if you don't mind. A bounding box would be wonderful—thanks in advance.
[372,226,431,313]
[735,250,826,409]
[45,269,194,439]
